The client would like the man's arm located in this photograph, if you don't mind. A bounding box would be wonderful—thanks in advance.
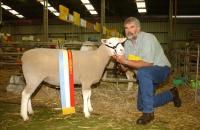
[113,55,153,69]
[125,60,153,69]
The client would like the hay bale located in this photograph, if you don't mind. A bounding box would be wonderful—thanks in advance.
[6,75,25,94]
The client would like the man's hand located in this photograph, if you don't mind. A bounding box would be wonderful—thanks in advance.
[112,55,128,72]
[112,54,126,64]
[120,64,129,72]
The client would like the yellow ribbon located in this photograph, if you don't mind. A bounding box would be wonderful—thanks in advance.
[128,54,142,61]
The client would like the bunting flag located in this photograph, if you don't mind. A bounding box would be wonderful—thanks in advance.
[86,21,94,31]
[59,5,69,22]
[95,22,101,32]
[58,4,121,36]
[106,28,111,37]
[102,26,107,35]
[68,14,73,23]
[59,50,75,115]
[80,18,86,28]
[73,11,80,26]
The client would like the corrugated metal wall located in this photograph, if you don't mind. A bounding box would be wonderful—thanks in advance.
[106,22,200,44]
[4,24,100,42]
[1,22,200,44]
[141,22,168,43]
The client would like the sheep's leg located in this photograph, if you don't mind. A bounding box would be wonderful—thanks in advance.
[27,99,34,114]
[21,85,32,121]
[21,80,42,121]
[87,89,93,112]
[126,71,134,91]
[82,89,91,118]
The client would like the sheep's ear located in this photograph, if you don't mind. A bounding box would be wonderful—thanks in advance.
[119,38,127,43]
[101,39,107,44]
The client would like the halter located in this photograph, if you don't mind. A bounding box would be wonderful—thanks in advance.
[105,42,121,53]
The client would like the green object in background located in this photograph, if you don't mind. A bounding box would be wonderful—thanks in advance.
[173,79,184,87]
[172,77,186,87]
[190,80,200,89]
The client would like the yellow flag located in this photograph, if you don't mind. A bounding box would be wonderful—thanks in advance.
[73,11,80,26]
[59,5,69,22]
[95,22,101,32]
[102,26,107,35]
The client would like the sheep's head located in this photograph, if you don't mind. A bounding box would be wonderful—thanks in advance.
[101,37,126,56]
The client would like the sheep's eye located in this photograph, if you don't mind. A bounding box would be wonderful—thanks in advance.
[109,42,111,44]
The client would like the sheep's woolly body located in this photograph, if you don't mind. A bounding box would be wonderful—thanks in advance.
[20,37,126,121]
[20,44,110,120]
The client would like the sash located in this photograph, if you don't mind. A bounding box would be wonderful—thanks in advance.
[59,50,75,115]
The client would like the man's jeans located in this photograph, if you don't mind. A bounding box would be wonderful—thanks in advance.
[136,66,173,113]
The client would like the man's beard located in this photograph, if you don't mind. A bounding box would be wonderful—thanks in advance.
[126,32,137,40]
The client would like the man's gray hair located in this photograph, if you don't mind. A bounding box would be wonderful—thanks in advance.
[124,17,141,28]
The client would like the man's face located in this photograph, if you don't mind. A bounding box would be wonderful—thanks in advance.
[124,22,140,40]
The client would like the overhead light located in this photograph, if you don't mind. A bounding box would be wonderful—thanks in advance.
[81,1,98,16]
[16,14,24,18]
[173,15,200,18]
[9,10,19,15]
[138,8,146,13]
[136,2,146,8]
[89,10,98,15]
[136,0,147,13]
[1,5,11,10]
[85,4,94,10]
[1,2,25,18]
[81,0,90,4]
[53,12,60,16]
[39,1,50,7]
[38,1,59,17]
[48,7,57,12]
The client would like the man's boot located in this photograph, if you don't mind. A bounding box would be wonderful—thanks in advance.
[136,112,154,125]
[170,87,182,107]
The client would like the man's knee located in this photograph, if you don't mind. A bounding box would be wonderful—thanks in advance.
[137,67,151,80]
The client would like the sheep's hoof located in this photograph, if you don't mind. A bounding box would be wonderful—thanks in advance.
[84,112,90,118]
[22,115,29,121]
[28,110,34,115]
[88,107,93,112]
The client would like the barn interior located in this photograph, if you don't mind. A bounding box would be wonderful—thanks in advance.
[0,0,200,129]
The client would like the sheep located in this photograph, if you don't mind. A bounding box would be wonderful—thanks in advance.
[80,41,135,91]
[20,37,126,121]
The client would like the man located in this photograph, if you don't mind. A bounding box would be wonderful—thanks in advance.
[113,17,182,125]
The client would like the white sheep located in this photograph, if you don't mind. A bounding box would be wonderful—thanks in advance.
[20,37,126,121]
[80,41,135,91]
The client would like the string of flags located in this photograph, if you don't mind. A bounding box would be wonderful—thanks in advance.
[59,5,123,38]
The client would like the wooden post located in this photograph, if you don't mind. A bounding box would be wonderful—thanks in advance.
[101,0,105,38]
[0,0,2,25]
[168,0,174,61]
[43,0,48,42]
